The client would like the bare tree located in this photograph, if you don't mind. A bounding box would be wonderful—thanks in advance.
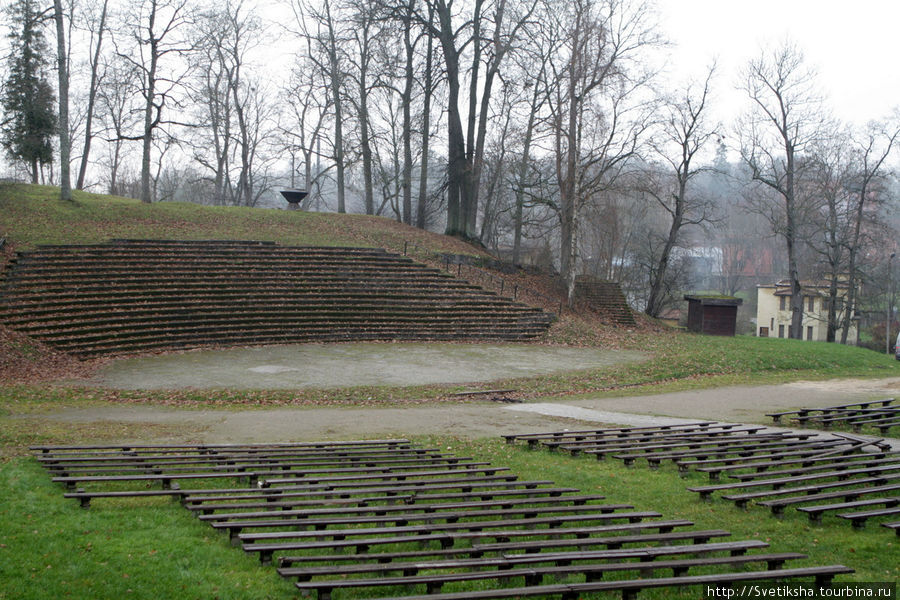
[116,0,194,203]
[543,0,660,302]
[344,0,379,215]
[738,41,825,339]
[95,56,141,196]
[405,0,536,240]
[643,67,719,317]
[838,120,900,343]
[280,47,334,210]
[75,0,108,190]
[52,0,71,200]
[414,1,435,229]
[290,0,349,213]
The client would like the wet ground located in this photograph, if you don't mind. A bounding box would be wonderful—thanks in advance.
[28,342,899,449]
[91,342,646,389]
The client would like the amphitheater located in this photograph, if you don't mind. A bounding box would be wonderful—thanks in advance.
[0,239,555,358]
[3,236,896,599]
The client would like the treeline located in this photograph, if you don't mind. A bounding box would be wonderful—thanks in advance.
[1,0,898,334]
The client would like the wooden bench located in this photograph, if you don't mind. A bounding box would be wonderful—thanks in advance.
[797,497,900,524]
[289,551,809,600]
[183,481,570,509]
[63,488,187,509]
[210,500,632,542]
[185,475,559,514]
[502,423,720,446]
[723,451,899,482]
[257,465,513,488]
[555,429,774,458]
[755,482,900,516]
[682,442,863,479]
[837,506,900,529]
[366,565,854,600]
[545,427,768,453]
[276,539,773,568]
[278,524,751,581]
[202,494,616,524]
[689,463,900,501]
[613,436,827,468]
[51,470,260,491]
[881,521,900,536]
[767,399,895,423]
[722,474,900,510]
[40,452,466,476]
[31,439,413,454]
[245,526,724,566]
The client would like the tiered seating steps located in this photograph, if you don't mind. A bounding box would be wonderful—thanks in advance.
[1,240,555,357]
[574,275,635,325]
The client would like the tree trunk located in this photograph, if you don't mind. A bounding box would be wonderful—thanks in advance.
[324,0,345,213]
[77,0,107,191]
[139,5,159,205]
[401,0,414,225]
[415,11,433,229]
[53,0,71,202]
[645,209,682,318]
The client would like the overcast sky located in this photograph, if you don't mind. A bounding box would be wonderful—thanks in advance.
[656,0,900,127]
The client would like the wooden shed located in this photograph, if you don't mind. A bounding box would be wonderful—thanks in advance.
[683,294,743,337]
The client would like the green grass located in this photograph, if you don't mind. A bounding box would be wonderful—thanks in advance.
[0,183,478,257]
[0,459,295,600]
[2,183,899,597]
[2,438,896,600]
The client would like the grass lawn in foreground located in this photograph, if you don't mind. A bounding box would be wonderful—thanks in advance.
[1,438,896,600]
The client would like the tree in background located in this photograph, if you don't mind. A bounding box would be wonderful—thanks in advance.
[738,42,825,340]
[52,0,72,201]
[75,0,109,191]
[1,0,56,184]
[642,67,718,317]
[115,0,194,203]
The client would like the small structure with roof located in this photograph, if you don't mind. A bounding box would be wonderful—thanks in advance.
[684,294,743,336]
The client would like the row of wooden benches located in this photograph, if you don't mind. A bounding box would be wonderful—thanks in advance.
[767,398,900,434]
[33,440,855,600]
[505,424,900,532]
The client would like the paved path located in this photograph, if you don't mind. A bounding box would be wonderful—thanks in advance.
[33,377,900,449]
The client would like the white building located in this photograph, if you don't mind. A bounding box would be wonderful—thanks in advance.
[756,279,859,344]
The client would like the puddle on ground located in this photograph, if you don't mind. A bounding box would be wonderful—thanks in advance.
[248,365,300,374]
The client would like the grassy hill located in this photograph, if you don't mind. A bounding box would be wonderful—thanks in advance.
[2,182,899,393]
[0,183,482,256]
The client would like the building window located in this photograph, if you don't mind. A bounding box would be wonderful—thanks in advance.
[807,326,813,341]
[808,296,815,312]
[770,318,774,331]
[778,324,784,338]
[779,296,786,311]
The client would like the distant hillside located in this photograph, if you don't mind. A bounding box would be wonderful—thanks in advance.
[0,183,485,259]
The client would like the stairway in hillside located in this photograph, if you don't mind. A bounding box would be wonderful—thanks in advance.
[574,276,636,326]
[0,240,555,358]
